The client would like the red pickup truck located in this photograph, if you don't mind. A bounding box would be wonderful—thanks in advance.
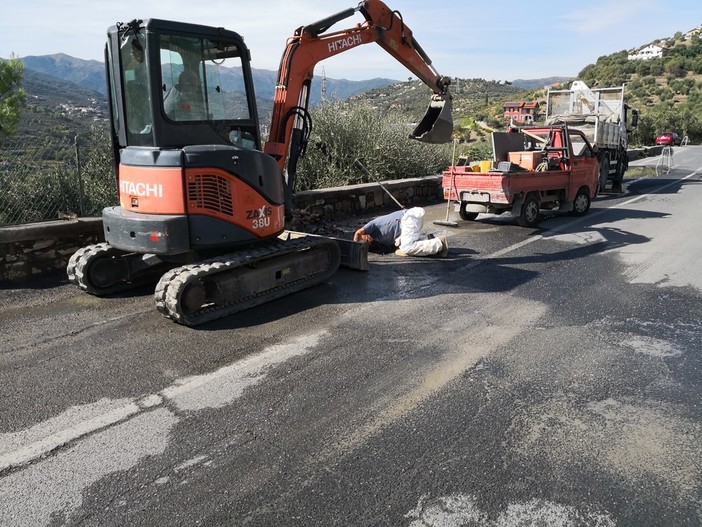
[442,125,599,227]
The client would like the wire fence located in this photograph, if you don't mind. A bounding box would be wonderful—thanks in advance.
[0,133,117,226]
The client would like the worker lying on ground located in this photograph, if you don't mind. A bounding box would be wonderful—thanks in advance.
[353,207,449,257]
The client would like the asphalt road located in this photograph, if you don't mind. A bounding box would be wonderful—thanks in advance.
[1,146,701,526]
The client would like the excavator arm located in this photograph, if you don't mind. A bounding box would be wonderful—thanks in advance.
[263,0,453,201]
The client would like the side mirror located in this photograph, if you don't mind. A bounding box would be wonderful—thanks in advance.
[631,109,639,128]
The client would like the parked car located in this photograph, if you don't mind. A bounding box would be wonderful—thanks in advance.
[655,132,682,146]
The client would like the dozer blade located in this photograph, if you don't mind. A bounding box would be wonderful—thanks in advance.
[411,93,453,144]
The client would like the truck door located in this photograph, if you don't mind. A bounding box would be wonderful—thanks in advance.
[568,130,598,194]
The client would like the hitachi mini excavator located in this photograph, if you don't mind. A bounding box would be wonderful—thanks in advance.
[67,0,453,326]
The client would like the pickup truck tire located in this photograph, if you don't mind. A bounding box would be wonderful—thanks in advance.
[612,154,626,192]
[570,187,591,216]
[598,153,610,193]
[459,203,479,221]
[517,194,540,227]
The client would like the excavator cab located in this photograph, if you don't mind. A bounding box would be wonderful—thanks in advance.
[102,19,286,258]
[107,19,262,152]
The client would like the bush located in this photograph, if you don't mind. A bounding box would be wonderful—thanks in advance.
[296,100,453,190]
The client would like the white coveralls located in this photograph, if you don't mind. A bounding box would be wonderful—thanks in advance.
[396,207,444,256]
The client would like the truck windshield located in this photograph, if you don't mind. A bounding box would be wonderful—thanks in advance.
[569,132,593,157]
[159,34,250,123]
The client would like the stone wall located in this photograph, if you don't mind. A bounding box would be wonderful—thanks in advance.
[294,175,443,215]
[0,176,443,283]
[0,218,105,282]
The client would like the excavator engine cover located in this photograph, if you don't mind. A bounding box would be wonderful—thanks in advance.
[411,93,453,144]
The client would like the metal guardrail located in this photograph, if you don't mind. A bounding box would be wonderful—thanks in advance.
[656,146,674,175]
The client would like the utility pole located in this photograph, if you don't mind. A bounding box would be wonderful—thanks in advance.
[321,66,327,102]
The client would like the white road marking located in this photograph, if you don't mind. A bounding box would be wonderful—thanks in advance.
[0,409,177,527]
[0,330,328,473]
[405,494,615,527]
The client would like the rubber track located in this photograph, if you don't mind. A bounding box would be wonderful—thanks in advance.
[66,243,134,296]
[153,237,341,326]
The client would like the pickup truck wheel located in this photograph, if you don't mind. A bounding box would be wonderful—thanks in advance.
[612,155,626,192]
[570,187,591,216]
[459,203,479,221]
[517,194,540,227]
[598,153,610,193]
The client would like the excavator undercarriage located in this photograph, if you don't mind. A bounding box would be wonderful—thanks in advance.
[68,235,341,326]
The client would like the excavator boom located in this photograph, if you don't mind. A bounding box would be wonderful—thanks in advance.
[264,0,452,195]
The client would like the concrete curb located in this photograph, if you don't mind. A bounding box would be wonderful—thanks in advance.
[628,146,664,161]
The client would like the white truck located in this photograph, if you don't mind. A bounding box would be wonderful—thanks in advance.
[545,81,638,193]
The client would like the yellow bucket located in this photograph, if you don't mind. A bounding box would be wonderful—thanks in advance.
[479,160,492,172]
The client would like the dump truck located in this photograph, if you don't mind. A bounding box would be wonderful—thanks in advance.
[442,125,599,227]
[545,81,638,192]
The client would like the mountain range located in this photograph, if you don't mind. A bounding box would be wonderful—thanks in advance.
[6,52,569,148]
[18,53,563,106]
[19,53,401,107]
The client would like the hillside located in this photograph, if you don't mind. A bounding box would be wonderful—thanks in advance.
[352,77,528,143]
[16,69,108,143]
[356,29,702,145]
[355,77,524,115]
[573,33,702,143]
[511,77,570,90]
[22,54,106,94]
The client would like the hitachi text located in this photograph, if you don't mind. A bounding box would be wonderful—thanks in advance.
[328,34,362,53]
[120,180,163,198]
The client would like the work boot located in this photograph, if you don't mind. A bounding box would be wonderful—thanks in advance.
[438,235,449,257]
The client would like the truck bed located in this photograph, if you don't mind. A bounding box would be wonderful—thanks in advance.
[442,166,573,206]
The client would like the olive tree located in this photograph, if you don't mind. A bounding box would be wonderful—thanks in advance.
[0,56,26,138]
[296,99,453,191]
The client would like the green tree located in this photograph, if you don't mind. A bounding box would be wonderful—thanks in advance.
[0,56,26,137]
[665,57,686,78]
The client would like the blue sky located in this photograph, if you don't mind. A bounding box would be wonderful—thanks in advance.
[2,0,701,81]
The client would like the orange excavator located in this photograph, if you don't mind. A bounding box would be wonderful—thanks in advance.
[67,0,452,326]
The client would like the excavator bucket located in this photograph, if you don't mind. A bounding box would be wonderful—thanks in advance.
[411,93,453,144]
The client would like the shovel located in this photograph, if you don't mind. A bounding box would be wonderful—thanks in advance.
[433,138,459,227]
[411,92,453,144]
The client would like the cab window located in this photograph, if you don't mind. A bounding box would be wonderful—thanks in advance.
[159,34,250,123]
[120,32,151,141]
[569,132,593,157]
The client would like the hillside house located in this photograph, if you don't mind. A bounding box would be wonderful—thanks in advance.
[503,101,539,124]
[628,44,665,60]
